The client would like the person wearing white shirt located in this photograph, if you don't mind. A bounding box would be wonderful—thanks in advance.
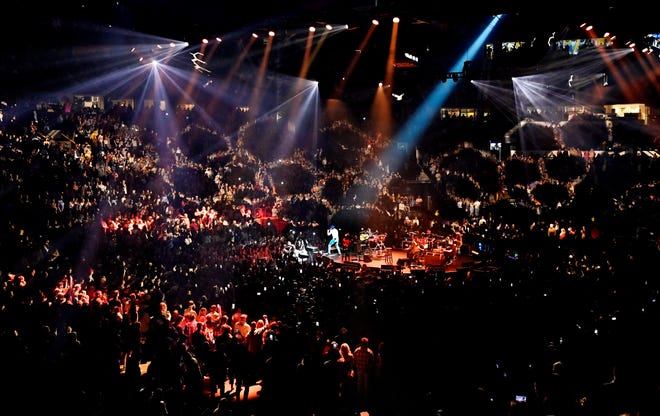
[327,225,341,256]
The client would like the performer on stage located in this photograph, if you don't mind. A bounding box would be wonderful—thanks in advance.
[341,232,353,261]
[342,233,353,251]
[327,225,341,256]
[293,236,309,262]
[358,227,371,256]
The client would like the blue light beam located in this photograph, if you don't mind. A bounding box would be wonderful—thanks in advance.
[377,15,504,176]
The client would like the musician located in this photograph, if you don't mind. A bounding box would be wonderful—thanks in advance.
[342,233,353,250]
[342,233,353,261]
[294,236,309,261]
[284,235,310,263]
[358,228,371,254]
[407,238,421,261]
[327,225,341,256]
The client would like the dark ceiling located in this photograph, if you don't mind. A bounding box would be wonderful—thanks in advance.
[1,1,657,104]
[7,0,657,44]
[144,2,648,43]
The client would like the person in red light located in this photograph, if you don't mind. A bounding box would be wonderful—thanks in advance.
[341,232,353,261]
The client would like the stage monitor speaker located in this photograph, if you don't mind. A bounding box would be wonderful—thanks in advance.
[410,268,426,278]
[381,264,397,272]
[423,255,445,266]
[396,258,409,267]
[455,267,469,277]
[362,254,372,263]
[342,262,361,272]
[426,265,445,275]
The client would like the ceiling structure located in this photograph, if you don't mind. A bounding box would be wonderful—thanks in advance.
[2,1,657,107]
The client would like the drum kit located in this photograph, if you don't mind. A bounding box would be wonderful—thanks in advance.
[368,233,387,255]
[405,231,456,266]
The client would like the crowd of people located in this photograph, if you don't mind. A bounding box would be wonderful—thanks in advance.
[1,92,659,416]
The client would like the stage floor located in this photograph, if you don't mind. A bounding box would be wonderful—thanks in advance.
[320,247,475,275]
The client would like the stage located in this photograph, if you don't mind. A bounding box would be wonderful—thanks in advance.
[318,246,478,277]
